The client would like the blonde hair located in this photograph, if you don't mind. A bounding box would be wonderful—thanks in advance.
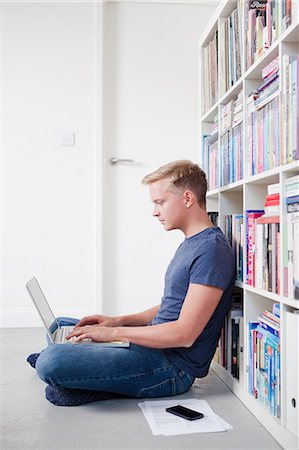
[142,160,207,208]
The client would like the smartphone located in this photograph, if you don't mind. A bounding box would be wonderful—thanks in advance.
[165,405,204,421]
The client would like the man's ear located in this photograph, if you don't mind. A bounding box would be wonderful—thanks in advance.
[183,190,194,208]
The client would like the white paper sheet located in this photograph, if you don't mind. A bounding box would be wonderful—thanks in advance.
[138,398,233,436]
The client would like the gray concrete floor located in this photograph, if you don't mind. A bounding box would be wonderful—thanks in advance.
[1,328,281,450]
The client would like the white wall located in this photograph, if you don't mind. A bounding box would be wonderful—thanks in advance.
[0,0,217,327]
[1,1,102,326]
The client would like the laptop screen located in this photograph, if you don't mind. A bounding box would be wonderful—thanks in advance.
[26,277,59,337]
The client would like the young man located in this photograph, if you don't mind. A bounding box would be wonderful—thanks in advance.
[30,160,235,406]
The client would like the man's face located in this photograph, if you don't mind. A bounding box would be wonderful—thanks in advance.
[149,179,186,231]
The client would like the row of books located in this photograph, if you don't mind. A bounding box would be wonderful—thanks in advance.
[207,180,298,300]
[215,293,244,382]
[284,174,299,300]
[246,182,281,293]
[219,1,243,97]
[281,54,299,164]
[220,123,244,186]
[245,0,293,70]
[224,214,244,282]
[220,91,243,133]
[201,30,218,115]
[202,0,294,116]
[202,53,298,185]
[247,95,280,176]
[247,57,281,176]
[255,214,280,294]
[248,303,281,418]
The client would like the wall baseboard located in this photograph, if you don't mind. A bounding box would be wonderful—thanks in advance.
[1,311,92,328]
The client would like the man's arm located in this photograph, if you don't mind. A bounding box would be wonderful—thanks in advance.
[75,305,160,328]
[67,284,223,347]
[120,305,160,326]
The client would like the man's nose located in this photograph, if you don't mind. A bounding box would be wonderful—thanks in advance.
[153,206,159,217]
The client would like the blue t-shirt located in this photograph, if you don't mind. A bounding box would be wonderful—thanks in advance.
[150,226,235,377]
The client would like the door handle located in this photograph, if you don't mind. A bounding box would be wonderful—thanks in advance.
[110,157,135,165]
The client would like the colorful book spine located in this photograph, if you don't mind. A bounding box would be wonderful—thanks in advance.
[246,210,264,285]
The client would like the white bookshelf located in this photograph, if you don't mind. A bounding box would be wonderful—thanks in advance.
[199,1,299,449]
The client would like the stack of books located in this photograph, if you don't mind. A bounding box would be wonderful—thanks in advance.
[247,57,280,176]
[255,184,280,294]
[221,92,244,134]
[248,303,281,418]
[233,91,243,125]
[284,174,299,300]
[212,114,219,136]
[256,56,279,106]
[221,100,235,134]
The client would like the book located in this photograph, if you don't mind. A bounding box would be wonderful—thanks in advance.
[287,202,299,213]
[267,182,280,195]
[286,174,299,185]
[246,210,264,286]
[286,195,299,205]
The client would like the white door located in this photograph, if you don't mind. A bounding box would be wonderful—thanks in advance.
[102,2,216,316]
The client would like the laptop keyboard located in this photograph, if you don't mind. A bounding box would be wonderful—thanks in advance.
[55,326,74,343]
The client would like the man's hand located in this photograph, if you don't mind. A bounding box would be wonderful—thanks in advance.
[66,325,120,343]
[74,314,118,329]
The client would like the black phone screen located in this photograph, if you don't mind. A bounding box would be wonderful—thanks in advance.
[165,405,204,421]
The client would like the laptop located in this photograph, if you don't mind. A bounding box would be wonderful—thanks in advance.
[26,276,129,347]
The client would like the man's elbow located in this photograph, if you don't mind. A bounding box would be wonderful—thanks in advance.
[178,330,200,348]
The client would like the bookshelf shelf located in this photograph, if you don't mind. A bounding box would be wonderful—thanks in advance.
[245,167,280,185]
[201,103,218,123]
[244,284,282,303]
[235,280,243,289]
[200,1,299,448]
[253,90,280,112]
[218,77,243,106]
[282,160,299,173]
[282,296,299,309]
[206,189,218,199]
[244,40,280,81]
[281,18,299,43]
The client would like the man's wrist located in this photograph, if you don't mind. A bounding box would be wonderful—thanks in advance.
[112,326,127,342]
[115,315,127,327]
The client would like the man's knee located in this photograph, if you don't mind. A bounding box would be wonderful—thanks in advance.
[36,345,64,386]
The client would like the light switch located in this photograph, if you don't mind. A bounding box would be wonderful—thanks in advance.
[59,132,75,147]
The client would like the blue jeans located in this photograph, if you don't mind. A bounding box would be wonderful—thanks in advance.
[36,318,195,399]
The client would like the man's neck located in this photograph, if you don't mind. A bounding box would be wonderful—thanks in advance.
[182,212,215,239]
